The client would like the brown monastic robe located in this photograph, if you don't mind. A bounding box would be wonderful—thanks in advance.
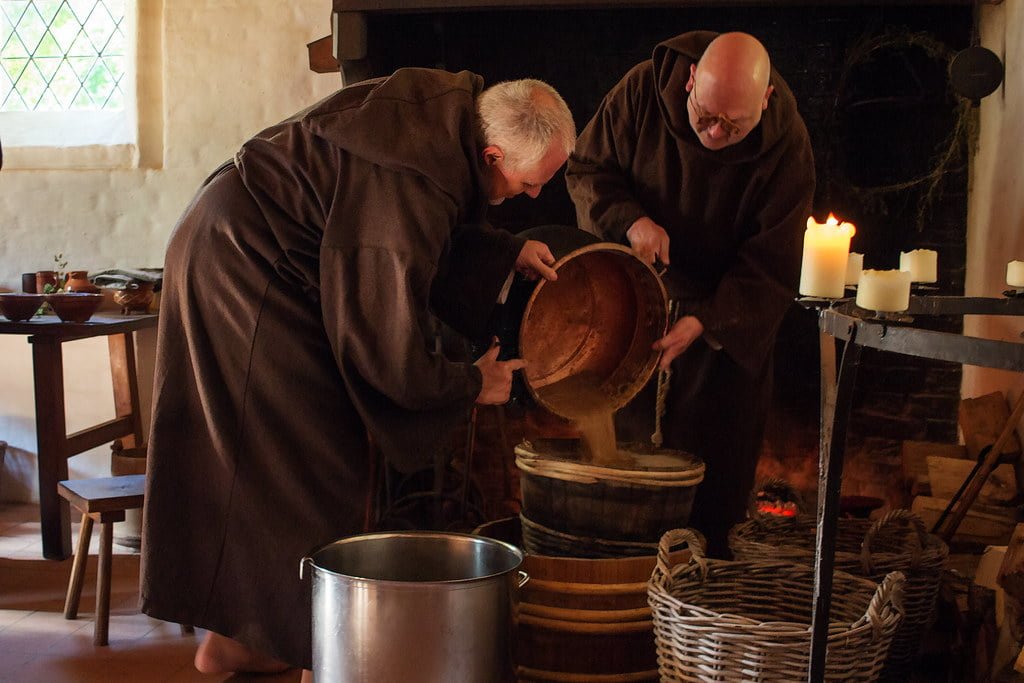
[565,31,815,557]
[140,68,524,668]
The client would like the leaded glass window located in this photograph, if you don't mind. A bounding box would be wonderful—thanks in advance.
[1,0,126,112]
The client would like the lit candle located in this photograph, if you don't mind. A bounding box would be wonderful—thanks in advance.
[1008,261,1024,288]
[799,214,856,298]
[845,252,864,286]
[856,269,912,312]
[899,249,938,283]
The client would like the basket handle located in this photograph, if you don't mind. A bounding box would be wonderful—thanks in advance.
[655,528,708,584]
[863,570,906,640]
[860,509,927,574]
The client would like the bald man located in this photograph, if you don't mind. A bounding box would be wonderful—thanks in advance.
[566,31,815,557]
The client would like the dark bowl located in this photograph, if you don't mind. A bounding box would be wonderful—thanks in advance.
[46,292,104,323]
[0,293,46,321]
[113,285,155,313]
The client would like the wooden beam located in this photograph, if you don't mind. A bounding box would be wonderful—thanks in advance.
[307,35,340,73]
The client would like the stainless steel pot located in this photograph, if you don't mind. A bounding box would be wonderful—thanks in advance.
[301,531,527,682]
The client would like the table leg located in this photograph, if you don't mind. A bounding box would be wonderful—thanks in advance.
[819,330,837,419]
[108,332,144,448]
[32,338,71,560]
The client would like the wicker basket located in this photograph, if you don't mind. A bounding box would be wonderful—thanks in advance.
[730,505,948,680]
[649,528,905,682]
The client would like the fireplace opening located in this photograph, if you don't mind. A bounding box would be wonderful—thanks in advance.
[340,2,972,521]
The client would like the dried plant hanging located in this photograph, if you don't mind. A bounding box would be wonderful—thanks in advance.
[824,30,976,233]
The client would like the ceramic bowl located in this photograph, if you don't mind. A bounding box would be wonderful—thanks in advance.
[0,293,46,321]
[46,292,104,323]
[113,283,155,314]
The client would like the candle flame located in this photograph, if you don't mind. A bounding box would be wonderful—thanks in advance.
[807,213,855,236]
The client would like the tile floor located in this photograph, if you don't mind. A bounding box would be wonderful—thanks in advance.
[0,502,300,683]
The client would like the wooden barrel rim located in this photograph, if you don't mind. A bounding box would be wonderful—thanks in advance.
[520,602,651,623]
[524,577,649,595]
[521,550,690,582]
[516,456,704,487]
[517,665,658,682]
[519,613,654,634]
[515,445,704,474]
[475,516,692,570]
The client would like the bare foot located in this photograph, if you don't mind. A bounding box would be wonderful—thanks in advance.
[194,631,291,674]
[300,670,313,683]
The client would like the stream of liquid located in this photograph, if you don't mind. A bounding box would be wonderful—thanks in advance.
[534,372,626,466]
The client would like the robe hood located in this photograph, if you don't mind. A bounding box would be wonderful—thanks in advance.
[301,68,488,204]
[652,31,801,164]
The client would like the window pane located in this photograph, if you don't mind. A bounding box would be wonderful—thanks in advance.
[50,5,79,52]
[49,56,77,105]
[34,0,59,23]
[1,0,125,112]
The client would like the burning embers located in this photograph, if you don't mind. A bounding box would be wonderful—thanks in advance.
[753,478,803,518]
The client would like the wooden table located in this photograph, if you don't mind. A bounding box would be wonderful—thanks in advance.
[0,313,158,560]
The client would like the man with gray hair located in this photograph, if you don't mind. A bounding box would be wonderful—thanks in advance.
[478,78,578,203]
[141,67,575,677]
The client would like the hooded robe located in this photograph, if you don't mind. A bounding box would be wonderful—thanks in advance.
[140,68,525,668]
[565,31,815,556]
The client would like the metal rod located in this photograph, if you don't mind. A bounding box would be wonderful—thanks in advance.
[808,326,862,683]
[930,453,986,534]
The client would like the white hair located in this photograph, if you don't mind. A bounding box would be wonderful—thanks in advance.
[477,79,576,173]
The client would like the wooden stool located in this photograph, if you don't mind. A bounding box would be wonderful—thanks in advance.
[58,474,145,646]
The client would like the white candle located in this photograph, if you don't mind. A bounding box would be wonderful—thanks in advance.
[856,269,912,312]
[1008,261,1024,288]
[799,214,856,298]
[899,249,938,283]
[845,252,864,286]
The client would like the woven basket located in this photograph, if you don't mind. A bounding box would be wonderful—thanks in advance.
[649,528,905,682]
[730,504,947,680]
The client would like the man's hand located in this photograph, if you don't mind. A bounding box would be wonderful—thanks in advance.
[626,217,671,267]
[654,315,704,369]
[475,340,526,405]
[515,240,558,281]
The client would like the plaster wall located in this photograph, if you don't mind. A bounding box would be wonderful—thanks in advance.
[962,2,1024,415]
[0,0,338,501]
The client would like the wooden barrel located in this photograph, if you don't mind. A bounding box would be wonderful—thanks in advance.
[475,517,690,682]
[515,440,704,545]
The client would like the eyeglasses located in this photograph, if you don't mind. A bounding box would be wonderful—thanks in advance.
[687,83,742,138]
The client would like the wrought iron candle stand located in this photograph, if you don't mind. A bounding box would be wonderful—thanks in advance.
[799,292,1024,683]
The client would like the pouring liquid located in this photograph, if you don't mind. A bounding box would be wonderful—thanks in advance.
[533,372,627,466]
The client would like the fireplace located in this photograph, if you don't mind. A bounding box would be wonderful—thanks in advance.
[317,1,974,517]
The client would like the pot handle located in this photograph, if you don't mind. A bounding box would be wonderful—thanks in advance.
[517,571,530,588]
[299,556,312,581]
